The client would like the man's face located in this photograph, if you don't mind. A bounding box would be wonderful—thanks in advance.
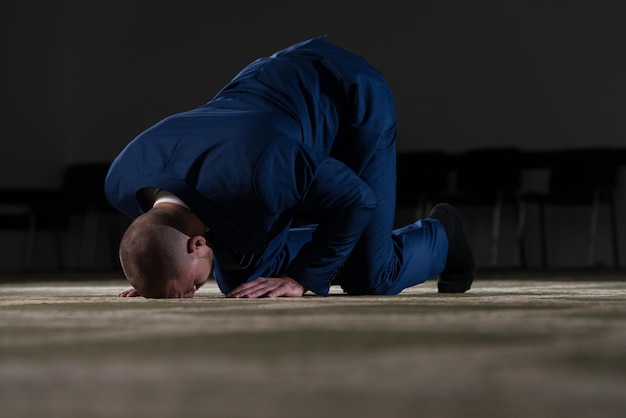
[164,254,212,298]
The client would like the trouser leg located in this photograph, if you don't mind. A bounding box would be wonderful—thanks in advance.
[338,145,448,295]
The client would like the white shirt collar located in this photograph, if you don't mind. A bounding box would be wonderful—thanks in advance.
[153,189,190,209]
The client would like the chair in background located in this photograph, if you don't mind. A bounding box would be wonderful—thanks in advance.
[395,150,450,219]
[61,162,128,269]
[521,147,620,269]
[437,147,525,267]
[0,189,66,271]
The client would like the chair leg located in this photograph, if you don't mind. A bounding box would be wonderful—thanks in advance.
[23,209,37,271]
[107,213,125,269]
[515,199,527,269]
[587,191,600,267]
[539,203,548,269]
[52,217,65,270]
[609,195,620,269]
[490,194,503,267]
[80,208,99,268]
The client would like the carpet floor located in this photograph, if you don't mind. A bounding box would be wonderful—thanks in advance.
[1,270,625,418]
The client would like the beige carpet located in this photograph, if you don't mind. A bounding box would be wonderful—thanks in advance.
[1,271,626,418]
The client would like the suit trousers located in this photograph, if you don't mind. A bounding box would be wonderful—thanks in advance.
[213,144,449,295]
[284,145,448,295]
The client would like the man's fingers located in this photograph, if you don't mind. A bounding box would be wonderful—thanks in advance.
[226,277,303,298]
[226,279,270,298]
[226,280,260,297]
[118,288,142,297]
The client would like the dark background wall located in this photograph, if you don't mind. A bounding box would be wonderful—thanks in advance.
[2,1,626,270]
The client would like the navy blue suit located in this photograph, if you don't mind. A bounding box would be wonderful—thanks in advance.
[105,36,448,296]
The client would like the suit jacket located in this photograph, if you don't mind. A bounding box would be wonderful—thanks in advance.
[105,36,397,295]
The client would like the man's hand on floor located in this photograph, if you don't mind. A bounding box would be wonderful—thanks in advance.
[226,276,305,298]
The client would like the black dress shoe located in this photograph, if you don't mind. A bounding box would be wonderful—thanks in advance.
[428,203,475,293]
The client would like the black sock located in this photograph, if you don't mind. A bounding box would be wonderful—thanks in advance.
[429,203,475,292]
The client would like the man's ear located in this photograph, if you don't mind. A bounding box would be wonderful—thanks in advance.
[187,235,207,254]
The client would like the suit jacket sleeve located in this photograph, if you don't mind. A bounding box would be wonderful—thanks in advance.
[254,138,377,295]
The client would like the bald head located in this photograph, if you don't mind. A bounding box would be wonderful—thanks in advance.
[119,211,189,297]
[118,201,215,298]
